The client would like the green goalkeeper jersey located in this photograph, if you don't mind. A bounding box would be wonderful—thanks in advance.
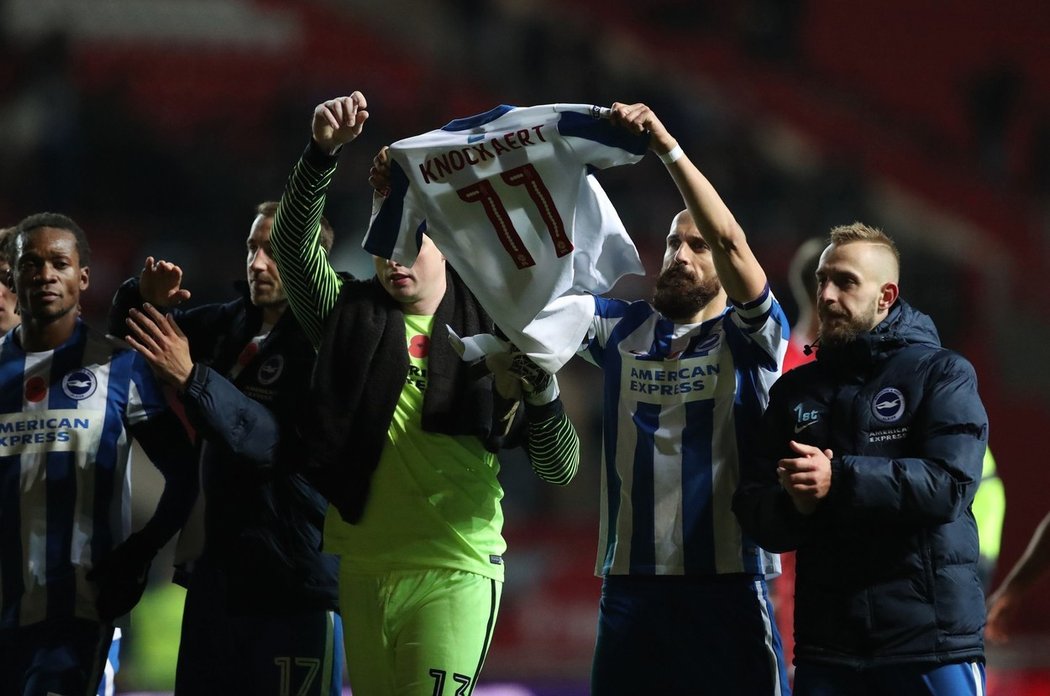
[323,314,506,581]
[268,142,578,586]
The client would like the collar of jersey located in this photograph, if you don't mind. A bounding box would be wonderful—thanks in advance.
[664,305,731,338]
[442,105,515,131]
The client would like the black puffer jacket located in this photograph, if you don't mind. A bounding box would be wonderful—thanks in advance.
[734,301,988,667]
[110,279,339,615]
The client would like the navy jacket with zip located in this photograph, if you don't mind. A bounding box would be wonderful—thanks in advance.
[734,300,987,667]
[110,278,338,615]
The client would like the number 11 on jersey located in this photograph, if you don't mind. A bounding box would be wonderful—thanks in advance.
[456,163,573,269]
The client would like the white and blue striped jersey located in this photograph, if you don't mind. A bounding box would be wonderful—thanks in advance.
[365,103,649,372]
[0,321,167,630]
[584,288,788,577]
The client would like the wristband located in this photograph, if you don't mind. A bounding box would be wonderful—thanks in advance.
[524,373,560,406]
[658,144,684,164]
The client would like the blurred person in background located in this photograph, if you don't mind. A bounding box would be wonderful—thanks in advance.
[269,92,581,696]
[0,213,196,696]
[973,448,1005,591]
[581,103,790,695]
[986,510,1050,643]
[735,224,988,695]
[783,237,824,373]
[0,227,22,335]
[771,236,826,680]
[107,203,343,696]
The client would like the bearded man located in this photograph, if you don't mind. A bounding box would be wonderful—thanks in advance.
[581,103,791,696]
[734,223,989,695]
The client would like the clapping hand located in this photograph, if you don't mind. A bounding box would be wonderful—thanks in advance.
[125,303,194,391]
[139,256,191,308]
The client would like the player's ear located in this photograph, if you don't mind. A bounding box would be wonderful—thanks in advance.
[878,281,898,311]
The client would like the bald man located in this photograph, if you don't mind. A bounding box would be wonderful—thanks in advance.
[583,103,790,696]
[734,222,989,694]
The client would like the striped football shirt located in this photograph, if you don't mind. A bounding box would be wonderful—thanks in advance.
[584,287,787,577]
[0,321,167,628]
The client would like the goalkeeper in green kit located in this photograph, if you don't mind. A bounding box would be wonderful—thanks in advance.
[269,91,581,696]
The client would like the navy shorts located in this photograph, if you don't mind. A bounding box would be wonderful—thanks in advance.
[591,574,790,696]
[174,564,343,696]
[0,618,114,696]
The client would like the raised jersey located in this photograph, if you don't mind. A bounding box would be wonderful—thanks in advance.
[0,321,167,629]
[584,288,788,577]
[365,103,649,371]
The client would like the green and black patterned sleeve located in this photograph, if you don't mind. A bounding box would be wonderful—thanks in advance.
[270,140,346,349]
[524,400,581,486]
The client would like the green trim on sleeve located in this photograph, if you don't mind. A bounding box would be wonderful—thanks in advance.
[525,408,580,486]
[269,142,345,349]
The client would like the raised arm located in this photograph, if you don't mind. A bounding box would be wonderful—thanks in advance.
[108,257,191,336]
[269,93,370,348]
[609,102,767,304]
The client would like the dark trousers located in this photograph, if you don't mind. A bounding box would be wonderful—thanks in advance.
[0,618,114,696]
[174,562,343,696]
[591,574,790,695]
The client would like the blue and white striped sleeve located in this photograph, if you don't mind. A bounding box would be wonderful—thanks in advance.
[125,352,169,425]
[580,295,630,367]
[728,285,789,371]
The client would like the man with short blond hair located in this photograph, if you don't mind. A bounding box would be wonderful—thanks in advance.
[828,221,900,253]
[735,225,988,694]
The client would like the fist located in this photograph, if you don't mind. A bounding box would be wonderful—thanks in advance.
[312,92,369,154]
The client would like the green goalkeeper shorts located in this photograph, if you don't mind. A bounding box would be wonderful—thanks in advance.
[339,562,503,696]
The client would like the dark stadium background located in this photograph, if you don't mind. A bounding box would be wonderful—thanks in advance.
[1,0,1048,693]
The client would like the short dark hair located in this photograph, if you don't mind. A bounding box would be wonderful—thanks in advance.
[14,212,92,267]
[256,201,335,253]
